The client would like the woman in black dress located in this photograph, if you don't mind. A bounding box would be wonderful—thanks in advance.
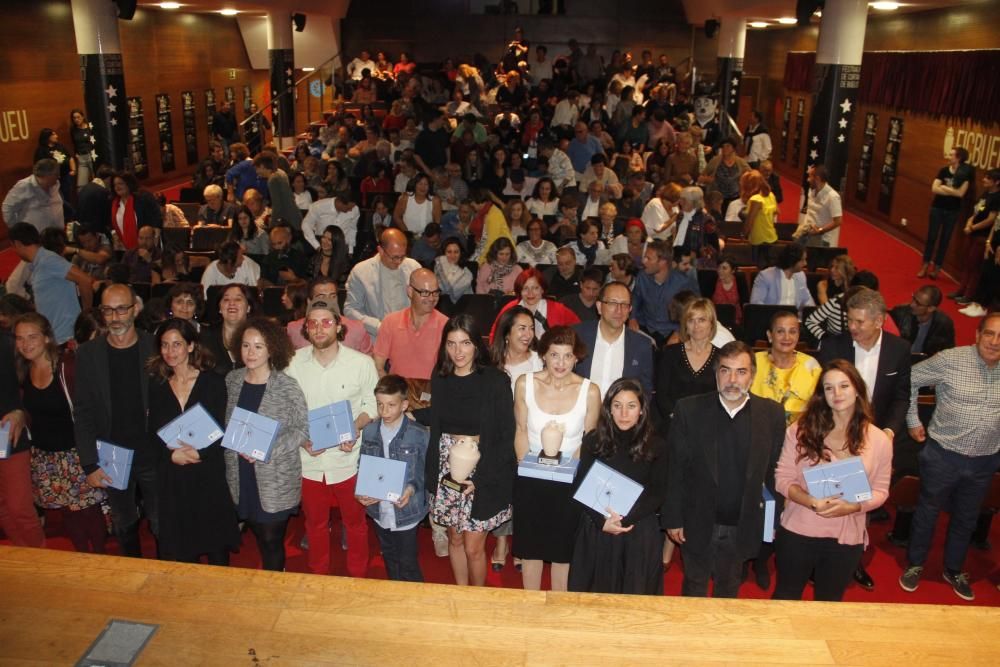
[147,318,239,564]
[568,378,668,595]
[34,128,75,204]
[201,283,257,377]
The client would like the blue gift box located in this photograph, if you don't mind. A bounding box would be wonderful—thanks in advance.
[803,456,873,503]
[572,460,643,518]
[356,454,408,502]
[308,400,356,452]
[96,440,134,490]
[763,486,776,543]
[222,408,280,463]
[517,453,580,484]
[0,422,11,459]
[156,403,224,450]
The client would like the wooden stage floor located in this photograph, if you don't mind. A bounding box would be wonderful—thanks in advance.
[1,545,998,666]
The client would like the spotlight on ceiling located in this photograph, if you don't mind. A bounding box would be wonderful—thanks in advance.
[159,2,181,8]
[870,2,901,10]
[219,8,239,16]
[777,17,798,25]
[749,21,769,28]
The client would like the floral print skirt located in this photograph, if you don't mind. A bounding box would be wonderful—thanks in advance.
[31,447,105,511]
[431,433,512,534]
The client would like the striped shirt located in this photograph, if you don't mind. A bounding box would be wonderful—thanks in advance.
[907,346,1000,456]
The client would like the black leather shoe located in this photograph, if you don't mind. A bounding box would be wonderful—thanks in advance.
[854,565,875,591]
[886,531,909,549]
[970,539,992,552]
[754,562,771,590]
[868,507,890,523]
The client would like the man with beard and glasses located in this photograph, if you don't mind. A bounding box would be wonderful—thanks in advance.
[662,341,785,598]
[286,300,379,578]
[75,284,158,557]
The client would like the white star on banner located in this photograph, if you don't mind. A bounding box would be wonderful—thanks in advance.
[91,150,97,160]
[90,135,96,144]
[863,145,869,153]
[731,77,739,88]
[811,136,819,144]
[809,149,818,160]
[106,85,117,98]
[840,99,853,114]
[108,102,117,113]
[285,68,292,76]
[838,118,848,129]
[837,134,845,143]
[110,118,117,126]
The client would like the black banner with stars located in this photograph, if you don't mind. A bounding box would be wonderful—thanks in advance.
[716,56,743,143]
[80,53,128,171]
[803,63,860,194]
[269,48,295,138]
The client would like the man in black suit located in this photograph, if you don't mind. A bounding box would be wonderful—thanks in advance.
[889,285,956,358]
[819,286,912,590]
[573,281,655,397]
[76,164,113,234]
[663,341,785,598]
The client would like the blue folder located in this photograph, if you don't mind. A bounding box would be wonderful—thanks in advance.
[803,456,873,503]
[0,422,10,459]
[156,403,224,450]
[572,460,643,518]
[96,440,135,491]
[308,400,357,452]
[355,454,408,502]
[517,453,580,484]
[763,486,776,543]
[222,407,280,463]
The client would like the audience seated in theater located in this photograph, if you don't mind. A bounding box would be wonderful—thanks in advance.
[629,239,699,346]
[545,247,583,299]
[229,205,270,256]
[490,268,581,342]
[560,268,603,322]
[476,237,522,296]
[196,184,237,227]
[259,224,308,287]
[201,241,261,296]
[806,270,880,342]
[345,228,421,340]
[750,243,816,310]
[241,188,271,230]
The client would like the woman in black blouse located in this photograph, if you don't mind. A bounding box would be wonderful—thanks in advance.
[201,284,257,377]
[147,318,239,564]
[424,313,515,586]
[655,298,720,425]
[34,128,75,204]
[568,378,668,595]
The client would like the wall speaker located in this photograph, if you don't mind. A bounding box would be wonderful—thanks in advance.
[705,19,720,39]
[293,13,307,32]
[115,0,137,20]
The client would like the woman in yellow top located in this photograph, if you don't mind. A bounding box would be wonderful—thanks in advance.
[741,170,778,267]
[747,309,821,590]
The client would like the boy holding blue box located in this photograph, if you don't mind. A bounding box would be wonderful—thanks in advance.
[356,374,429,582]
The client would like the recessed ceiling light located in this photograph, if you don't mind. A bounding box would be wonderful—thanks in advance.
[870,1,900,9]
[777,17,797,24]
[219,8,239,16]
[749,21,769,28]
[159,2,181,8]
[301,67,315,72]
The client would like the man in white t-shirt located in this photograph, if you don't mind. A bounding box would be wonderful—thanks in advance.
[301,194,360,254]
[796,164,843,247]
[347,50,377,81]
[200,241,261,295]
[530,45,553,83]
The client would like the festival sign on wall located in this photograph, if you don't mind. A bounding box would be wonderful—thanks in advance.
[0,110,29,143]
[943,124,1000,171]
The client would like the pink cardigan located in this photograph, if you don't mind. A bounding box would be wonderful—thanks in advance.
[775,422,891,547]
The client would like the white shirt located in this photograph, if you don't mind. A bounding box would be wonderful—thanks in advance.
[853,331,883,401]
[200,255,260,295]
[590,325,627,397]
[719,393,750,419]
[674,209,695,247]
[801,183,843,246]
[641,197,675,239]
[301,198,360,252]
[532,56,553,83]
[546,148,576,191]
[581,196,601,220]
[552,99,579,127]
[505,351,544,394]
[725,198,745,222]
[348,58,377,80]
[779,272,797,306]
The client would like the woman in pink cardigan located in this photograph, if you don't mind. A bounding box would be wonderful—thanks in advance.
[772,359,891,601]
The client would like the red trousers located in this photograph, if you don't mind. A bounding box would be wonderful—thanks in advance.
[0,451,45,547]
[301,475,369,577]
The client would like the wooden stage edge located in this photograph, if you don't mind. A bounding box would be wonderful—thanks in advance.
[1,546,998,666]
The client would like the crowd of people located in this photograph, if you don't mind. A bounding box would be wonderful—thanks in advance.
[1,33,998,604]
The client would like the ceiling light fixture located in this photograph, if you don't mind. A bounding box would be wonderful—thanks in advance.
[870,2,900,9]
[777,17,797,24]
[301,67,315,72]
[159,2,181,8]
[219,8,239,16]
[749,21,769,28]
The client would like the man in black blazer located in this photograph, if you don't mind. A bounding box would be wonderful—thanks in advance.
[75,284,157,558]
[818,286,912,590]
[574,281,655,397]
[76,164,113,235]
[663,341,785,598]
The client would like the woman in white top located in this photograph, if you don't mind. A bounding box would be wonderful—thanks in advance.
[516,218,558,266]
[487,305,544,571]
[290,172,313,211]
[434,238,474,302]
[513,326,601,591]
[526,177,559,218]
[394,173,441,236]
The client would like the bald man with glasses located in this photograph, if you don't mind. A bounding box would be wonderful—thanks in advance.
[373,268,449,380]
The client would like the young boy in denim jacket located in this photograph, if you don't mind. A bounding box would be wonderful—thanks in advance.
[356,374,429,582]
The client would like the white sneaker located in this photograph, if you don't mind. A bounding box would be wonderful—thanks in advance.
[959,303,987,317]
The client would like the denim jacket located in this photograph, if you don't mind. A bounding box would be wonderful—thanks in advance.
[359,416,429,527]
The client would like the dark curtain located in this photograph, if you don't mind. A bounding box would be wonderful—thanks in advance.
[783,52,816,92]
[858,50,1000,126]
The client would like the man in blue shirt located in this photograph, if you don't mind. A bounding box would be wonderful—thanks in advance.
[565,121,604,176]
[8,223,92,345]
[225,142,268,203]
[628,239,699,346]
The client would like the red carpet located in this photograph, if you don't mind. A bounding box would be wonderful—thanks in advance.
[15,503,1000,606]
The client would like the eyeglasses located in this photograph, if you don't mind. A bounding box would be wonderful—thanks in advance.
[384,252,406,262]
[305,318,337,330]
[99,304,136,318]
[410,286,441,298]
[600,300,632,310]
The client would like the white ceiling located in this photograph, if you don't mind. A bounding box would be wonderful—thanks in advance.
[681,0,979,27]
